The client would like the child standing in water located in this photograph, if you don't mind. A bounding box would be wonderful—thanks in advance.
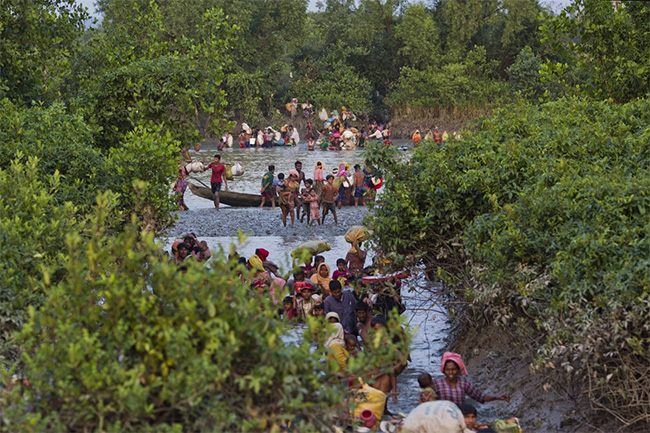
[313,161,325,196]
[300,179,314,224]
[306,189,321,226]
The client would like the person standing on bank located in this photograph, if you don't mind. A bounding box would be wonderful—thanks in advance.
[204,154,227,210]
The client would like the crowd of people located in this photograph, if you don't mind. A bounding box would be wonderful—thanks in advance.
[165,231,512,432]
[259,160,381,226]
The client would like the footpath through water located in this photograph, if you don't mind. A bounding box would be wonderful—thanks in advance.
[164,139,452,416]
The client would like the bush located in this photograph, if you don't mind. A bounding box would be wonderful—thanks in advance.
[0,99,106,212]
[0,156,82,366]
[105,126,180,232]
[1,198,346,432]
[368,97,650,428]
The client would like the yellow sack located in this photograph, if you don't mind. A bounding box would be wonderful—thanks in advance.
[291,240,331,259]
[225,163,233,180]
[345,226,372,253]
[442,131,449,142]
[353,383,387,426]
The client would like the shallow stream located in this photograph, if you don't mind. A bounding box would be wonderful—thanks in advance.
[167,139,452,416]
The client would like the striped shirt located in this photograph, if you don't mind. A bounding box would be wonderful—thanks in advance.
[432,376,486,406]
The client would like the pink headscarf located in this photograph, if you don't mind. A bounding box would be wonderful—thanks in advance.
[441,351,468,375]
[288,169,299,177]
[336,162,347,177]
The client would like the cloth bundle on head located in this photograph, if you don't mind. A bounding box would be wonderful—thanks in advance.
[440,351,468,376]
[314,161,325,170]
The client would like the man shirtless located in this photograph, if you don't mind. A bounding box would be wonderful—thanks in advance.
[353,164,365,207]
[321,175,339,224]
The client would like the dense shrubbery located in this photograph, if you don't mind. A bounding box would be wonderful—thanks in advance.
[366,98,650,428]
[0,191,409,431]
[0,157,83,366]
[0,198,333,431]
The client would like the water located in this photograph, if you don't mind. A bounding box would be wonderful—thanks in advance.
[168,138,450,417]
[184,139,411,209]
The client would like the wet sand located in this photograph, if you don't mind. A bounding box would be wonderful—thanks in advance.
[166,206,372,238]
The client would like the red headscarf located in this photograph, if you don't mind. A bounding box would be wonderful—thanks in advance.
[256,248,270,262]
[441,351,469,375]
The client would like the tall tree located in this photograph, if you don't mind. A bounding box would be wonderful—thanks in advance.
[0,0,88,104]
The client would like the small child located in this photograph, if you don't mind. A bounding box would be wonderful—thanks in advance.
[458,404,491,432]
[276,173,286,193]
[295,283,314,319]
[197,241,212,262]
[345,335,359,357]
[313,255,325,271]
[417,373,436,405]
[332,258,348,285]
[282,296,297,320]
[312,303,325,317]
[307,189,321,226]
[300,179,314,223]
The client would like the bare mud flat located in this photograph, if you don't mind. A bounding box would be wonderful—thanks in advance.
[166,206,372,238]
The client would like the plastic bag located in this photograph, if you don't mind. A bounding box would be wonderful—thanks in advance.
[231,162,244,176]
[353,383,387,426]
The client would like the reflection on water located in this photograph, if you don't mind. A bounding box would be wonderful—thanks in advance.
[161,234,448,415]
[184,140,410,210]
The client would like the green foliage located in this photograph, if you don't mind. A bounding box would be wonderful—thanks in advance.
[0,199,410,432]
[388,46,510,114]
[0,99,106,212]
[0,0,87,104]
[394,4,441,70]
[368,97,650,427]
[75,3,234,150]
[506,46,547,99]
[0,156,82,366]
[105,126,180,231]
[540,0,650,102]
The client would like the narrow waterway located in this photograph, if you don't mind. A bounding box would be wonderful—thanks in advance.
[166,139,451,416]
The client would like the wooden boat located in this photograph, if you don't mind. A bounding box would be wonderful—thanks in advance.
[188,183,270,207]
[187,182,360,207]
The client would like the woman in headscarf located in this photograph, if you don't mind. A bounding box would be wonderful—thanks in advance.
[255,248,281,278]
[432,352,510,407]
[310,262,332,297]
[324,316,349,372]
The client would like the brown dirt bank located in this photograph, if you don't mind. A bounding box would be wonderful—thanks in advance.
[448,322,631,432]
